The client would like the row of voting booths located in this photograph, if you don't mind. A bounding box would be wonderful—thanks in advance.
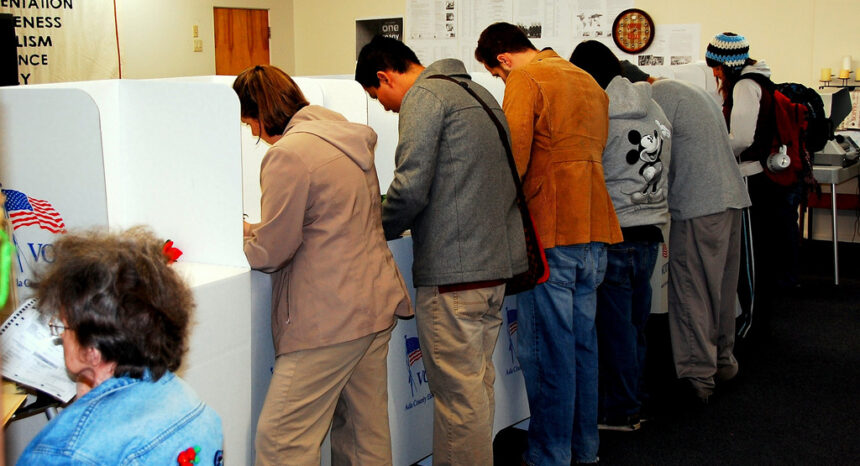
[0,64,715,464]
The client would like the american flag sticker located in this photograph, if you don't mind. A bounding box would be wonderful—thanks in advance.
[404,335,425,398]
[507,308,518,336]
[405,336,422,366]
[2,188,66,234]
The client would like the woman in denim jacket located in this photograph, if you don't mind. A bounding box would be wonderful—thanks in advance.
[17,227,223,465]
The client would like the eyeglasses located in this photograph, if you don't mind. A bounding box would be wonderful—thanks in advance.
[48,318,67,337]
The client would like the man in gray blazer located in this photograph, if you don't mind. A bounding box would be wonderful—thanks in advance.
[356,35,527,465]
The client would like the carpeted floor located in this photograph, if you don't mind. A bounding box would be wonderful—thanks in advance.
[494,239,860,465]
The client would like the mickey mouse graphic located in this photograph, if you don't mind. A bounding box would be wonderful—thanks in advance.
[625,120,670,204]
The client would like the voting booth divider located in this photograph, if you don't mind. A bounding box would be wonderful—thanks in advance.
[0,63,714,464]
[0,74,529,465]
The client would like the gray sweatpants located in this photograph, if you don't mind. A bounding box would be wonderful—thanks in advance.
[668,209,742,391]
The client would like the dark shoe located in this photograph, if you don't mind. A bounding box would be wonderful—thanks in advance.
[598,414,641,432]
[684,379,713,404]
[716,363,739,382]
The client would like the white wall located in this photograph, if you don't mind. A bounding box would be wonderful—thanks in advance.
[289,0,860,87]
[638,0,860,87]
[55,1,860,87]
[115,0,295,78]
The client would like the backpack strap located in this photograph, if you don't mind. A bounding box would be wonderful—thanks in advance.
[425,74,523,193]
[730,74,778,165]
[737,72,776,91]
[725,72,775,111]
[425,74,550,290]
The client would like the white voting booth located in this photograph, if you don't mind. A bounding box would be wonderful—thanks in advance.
[0,79,256,464]
[0,74,529,466]
[1,63,715,465]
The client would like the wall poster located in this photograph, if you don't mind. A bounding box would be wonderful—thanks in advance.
[356,16,404,59]
[405,0,700,77]
[0,0,119,84]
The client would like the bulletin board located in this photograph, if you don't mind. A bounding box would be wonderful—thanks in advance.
[405,0,700,75]
[0,1,120,84]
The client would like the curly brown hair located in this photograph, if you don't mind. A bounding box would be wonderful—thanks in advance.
[34,227,194,381]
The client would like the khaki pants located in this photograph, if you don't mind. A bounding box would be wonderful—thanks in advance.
[415,284,505,466]
[255,324,395,466]
[668,210,741,391]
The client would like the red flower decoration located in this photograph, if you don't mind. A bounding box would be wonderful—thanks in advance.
[177,446,200,465]
[162,239,183,264]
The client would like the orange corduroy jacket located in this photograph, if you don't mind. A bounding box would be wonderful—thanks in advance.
[502,49,623,249]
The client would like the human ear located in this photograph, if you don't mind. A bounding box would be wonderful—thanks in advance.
[83,346,103,367]
[376,71,392,87]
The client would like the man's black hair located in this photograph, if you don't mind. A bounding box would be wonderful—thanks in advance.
[569,40,622,90]
[355,35,421,88]
[474,22,537,68]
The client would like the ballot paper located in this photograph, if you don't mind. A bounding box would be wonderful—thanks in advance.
[0,299,75,402]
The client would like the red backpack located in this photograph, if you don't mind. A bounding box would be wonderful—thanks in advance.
[727,73,815,187]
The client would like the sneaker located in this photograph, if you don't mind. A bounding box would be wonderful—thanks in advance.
[598,415,641,432]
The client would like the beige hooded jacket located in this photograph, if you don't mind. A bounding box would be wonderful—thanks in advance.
[245,105,412,356]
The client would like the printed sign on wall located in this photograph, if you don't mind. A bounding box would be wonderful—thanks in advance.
[1,0,119,84]
[356,17,403,59]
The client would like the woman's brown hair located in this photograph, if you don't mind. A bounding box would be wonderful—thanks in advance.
[715,58,758,102]
[233,65,309,138]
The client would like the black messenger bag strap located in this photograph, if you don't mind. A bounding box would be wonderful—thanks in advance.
[426,74,547,295]
[425,74,524,195]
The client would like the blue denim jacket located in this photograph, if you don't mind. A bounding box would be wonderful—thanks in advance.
[17,372,223,465]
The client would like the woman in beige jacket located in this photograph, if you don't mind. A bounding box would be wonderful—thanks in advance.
[234,65,412,466]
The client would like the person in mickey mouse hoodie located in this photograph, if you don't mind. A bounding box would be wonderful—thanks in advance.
[571,40,671,433]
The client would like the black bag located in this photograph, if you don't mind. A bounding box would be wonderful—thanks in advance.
[774,82,832,153]
[734,73,818,188]
[427,75,549,295]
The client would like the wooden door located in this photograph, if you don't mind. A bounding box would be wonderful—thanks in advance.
[214,8,270,75]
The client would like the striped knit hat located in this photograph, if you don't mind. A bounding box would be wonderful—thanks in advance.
[706,32,750,72]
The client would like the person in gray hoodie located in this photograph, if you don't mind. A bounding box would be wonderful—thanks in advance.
[651,77,752,403]
[571,40,671,432]
[235,65,412,466]
[356,36,527,465]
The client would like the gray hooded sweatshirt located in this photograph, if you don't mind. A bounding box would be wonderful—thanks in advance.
[651,79,752,221]
[602,75,672,230]
[384,58,528,286]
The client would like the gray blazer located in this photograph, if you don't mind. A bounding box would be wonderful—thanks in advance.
[383,59,528,286]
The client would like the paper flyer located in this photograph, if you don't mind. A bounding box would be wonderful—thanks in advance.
[0,298,75,402]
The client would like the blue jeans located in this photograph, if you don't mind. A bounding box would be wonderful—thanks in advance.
[596,241,659,421]
[517,243,607,465]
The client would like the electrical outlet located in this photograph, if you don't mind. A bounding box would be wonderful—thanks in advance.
[193,39,203,52]
[193,25,199,38]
